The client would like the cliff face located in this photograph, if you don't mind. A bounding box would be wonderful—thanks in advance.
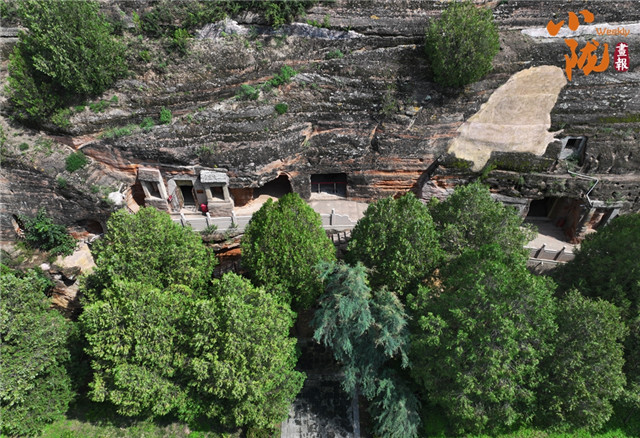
[1,0,639,239]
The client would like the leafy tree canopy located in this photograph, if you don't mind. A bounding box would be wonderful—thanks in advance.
[410,246,557,434]
[425,0,500,88]
[241,193,336,309]
[313,262,420,438]
[7,0,127,122]
[538,290,627,431]
[0,265,74,437]
[81,273,304,429]
[554,213,640,409]
[346,193,441,294]
[81,280,190,418]
[86,207,216,301]
[429,181,534,259]
[184,273,305,429]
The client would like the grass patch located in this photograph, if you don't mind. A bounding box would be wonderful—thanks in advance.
[236,84,260,100]
[140,117,155,132]
[325,49,344,59]
[56,177,68,189]
[100,124,139,139]
[40,398,240,438]
[89,100,110,113]
[159,107,172,124]
[598,113,640,124]
[265,65,297,88]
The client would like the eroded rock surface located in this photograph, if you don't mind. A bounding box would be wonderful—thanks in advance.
[1,0,639,241]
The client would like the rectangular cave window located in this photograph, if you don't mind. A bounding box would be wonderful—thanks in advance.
[148,181,161,198]
[209,186,225,201]
[311,173,347,197]
[560,136,587,165]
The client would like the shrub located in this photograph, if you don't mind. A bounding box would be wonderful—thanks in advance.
[56,177,68,189]
[159,107,172,124]
[89,100,109,113]
[236,84,260,100]
[424,1,499,87]
[325,49,344,59]
[65,151,89,172]
[171,28,191,55]
[6,0,127,123]
[274,102,288,115]
[265,65,297,88]
[19,142,29,151]
[19,208,76,256]
[140,116,155,131]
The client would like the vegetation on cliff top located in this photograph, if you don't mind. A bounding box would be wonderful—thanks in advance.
[425,0,500,88]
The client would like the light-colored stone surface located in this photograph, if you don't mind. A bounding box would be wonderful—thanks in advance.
[55,241,96,274]
[448,65,567,171]
[525,218,578,252]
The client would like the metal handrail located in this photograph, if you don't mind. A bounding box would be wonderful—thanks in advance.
[568,170,599,207]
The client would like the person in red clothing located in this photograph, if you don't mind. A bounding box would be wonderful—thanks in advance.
[200,203,208,214]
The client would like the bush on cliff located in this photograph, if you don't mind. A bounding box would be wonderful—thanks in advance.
[425,0,499,88]
[6,0,126,124]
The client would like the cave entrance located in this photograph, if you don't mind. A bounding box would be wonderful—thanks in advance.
[526,198,555,219]
[254,175,292,198]
[178,181,196,207]
[311,173,347,198]
[232,175,293,215]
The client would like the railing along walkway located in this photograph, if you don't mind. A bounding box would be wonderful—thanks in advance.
[173,208,358,232]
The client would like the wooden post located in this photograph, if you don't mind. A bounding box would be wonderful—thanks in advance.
[205,212,211,227]
[554,246,566,261]
[180,213,186,227]
[535,244,545,259]
[330,208,335,226]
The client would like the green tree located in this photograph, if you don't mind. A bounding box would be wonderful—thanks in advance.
[7,0,126,122]
[538,290,627,431]
[184,273,305,429]
[410,246,557,433]
[346,193,441,294]
[81,274,304,429]
[241,193,336,309]
[81,280,190,417]
[554,214,640,410]
[313,262,420,438]
[429,181,534,258]
[85,207,216,300]
[1,265,75,437]
[425,0,500,88]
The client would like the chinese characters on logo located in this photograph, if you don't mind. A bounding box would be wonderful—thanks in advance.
[546,10,630,80]
[614,42,630,72]
[546,9,609,81]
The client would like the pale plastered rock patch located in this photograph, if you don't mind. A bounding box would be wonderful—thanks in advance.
[448,65,567,171]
